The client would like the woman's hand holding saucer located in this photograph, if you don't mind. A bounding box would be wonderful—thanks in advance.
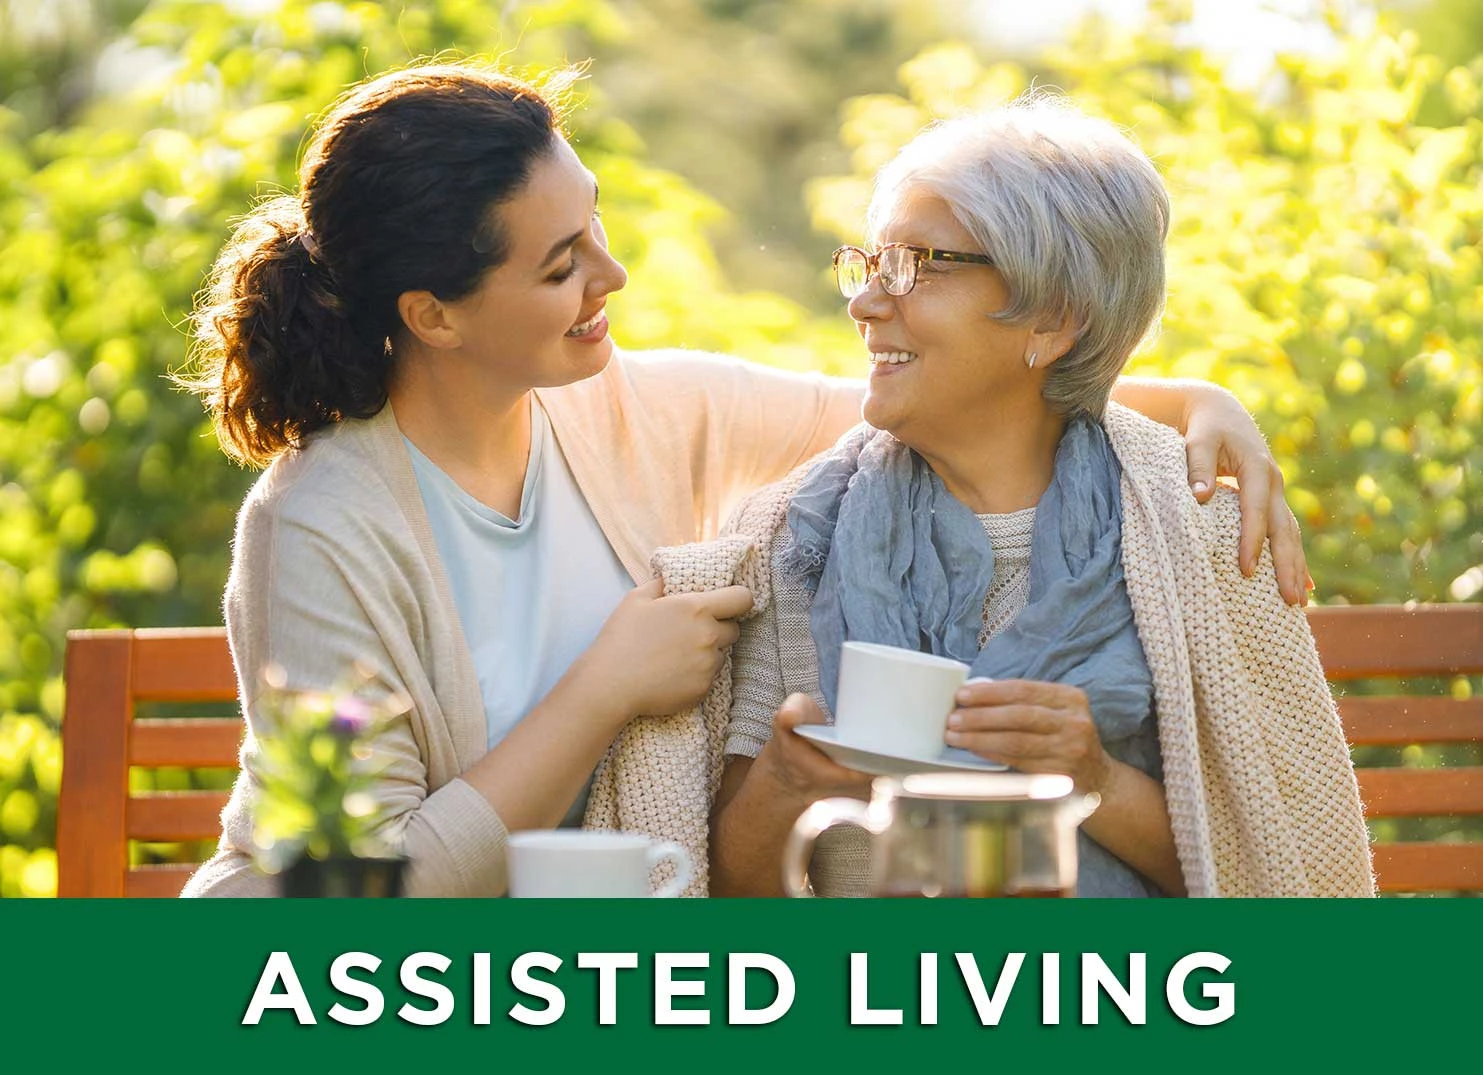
[945,678,1113,795]
[757,694,875,805]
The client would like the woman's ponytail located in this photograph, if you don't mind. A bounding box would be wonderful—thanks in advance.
[183,195,391,466]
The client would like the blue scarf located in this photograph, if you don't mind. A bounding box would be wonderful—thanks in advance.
[782,417,1155,754]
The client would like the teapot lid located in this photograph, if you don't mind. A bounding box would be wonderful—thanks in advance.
[890,771,1075,802]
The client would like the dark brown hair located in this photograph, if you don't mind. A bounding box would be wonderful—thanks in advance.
[183,63,572,466]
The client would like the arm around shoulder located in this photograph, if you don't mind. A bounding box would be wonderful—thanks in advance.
[645,349,863,490]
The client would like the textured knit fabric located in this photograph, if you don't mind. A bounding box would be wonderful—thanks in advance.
[977,509,1034,646]
[180,348,864,897]
[581,537,765,897]
[710,402,1375,898]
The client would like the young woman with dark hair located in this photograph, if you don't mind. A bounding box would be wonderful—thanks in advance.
[179,62,1306,897]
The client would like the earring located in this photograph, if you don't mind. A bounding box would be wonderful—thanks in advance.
[1026,351,1037,370]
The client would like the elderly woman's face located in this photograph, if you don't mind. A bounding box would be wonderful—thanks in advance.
[850,188,1048,450]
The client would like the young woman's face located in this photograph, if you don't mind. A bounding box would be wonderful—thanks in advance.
[849,187,1043,451]
[444,136,628,392]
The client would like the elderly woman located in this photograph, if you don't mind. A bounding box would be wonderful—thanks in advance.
[710,95,1374,897]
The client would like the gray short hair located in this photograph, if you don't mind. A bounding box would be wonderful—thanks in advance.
[868,93,1169,418]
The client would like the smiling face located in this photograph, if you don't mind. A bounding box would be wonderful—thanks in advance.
[851,186,1053,453]
[439,136,628,393]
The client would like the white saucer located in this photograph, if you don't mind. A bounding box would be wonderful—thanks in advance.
[795,724,1008,777]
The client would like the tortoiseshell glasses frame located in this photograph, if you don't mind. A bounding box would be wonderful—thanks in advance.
[831,242,996,298]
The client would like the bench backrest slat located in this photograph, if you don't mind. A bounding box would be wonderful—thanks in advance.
[1356,768,1483,818]
[1337,697,1482,746]
[126,792,235,843]
[1307,605,1483,679]
[129,628,239,701]
[130,718,244,768]
[125,864,201,898]
[1370,844,1483,894]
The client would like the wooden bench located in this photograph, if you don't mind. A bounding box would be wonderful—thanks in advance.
[1306,604,1483,894]
[56,629,241,897]
[56,606,1483,896]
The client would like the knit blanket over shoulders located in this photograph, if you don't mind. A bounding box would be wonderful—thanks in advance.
[581,537,767,897]
[619,403,1374,897]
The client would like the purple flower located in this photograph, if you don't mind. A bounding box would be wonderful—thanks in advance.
[328,696,374,737]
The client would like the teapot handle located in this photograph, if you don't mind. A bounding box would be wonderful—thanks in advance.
[781,798,884,898]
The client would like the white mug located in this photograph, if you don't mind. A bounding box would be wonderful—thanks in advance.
[834,641,971,759]
[505,830,692,898]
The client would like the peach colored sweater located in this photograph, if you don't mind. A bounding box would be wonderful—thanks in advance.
[181,349,863,897]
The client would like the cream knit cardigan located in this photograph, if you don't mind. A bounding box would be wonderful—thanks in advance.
[181,349,862,898]
[658,404,1375,897]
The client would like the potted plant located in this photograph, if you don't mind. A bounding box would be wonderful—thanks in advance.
[249,680,408,897]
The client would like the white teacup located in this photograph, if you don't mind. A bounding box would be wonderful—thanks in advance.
[506,830,692,898]
[834,641,971,759]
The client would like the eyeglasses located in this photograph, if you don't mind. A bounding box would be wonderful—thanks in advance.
[831,242,995,298]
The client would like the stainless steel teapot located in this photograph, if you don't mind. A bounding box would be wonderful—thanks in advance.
[783,771,1099,898]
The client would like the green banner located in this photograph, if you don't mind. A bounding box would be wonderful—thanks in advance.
[3,900,1475,1069]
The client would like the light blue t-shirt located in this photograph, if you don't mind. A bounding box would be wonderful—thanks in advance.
[404,402,634,826]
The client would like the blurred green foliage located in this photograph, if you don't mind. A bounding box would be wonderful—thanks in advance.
[1401,0,1483,68]
[563,0,969,307]
[1,0,1480,896]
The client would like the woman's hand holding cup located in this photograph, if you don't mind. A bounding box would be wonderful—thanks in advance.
[945,678,1113,795]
